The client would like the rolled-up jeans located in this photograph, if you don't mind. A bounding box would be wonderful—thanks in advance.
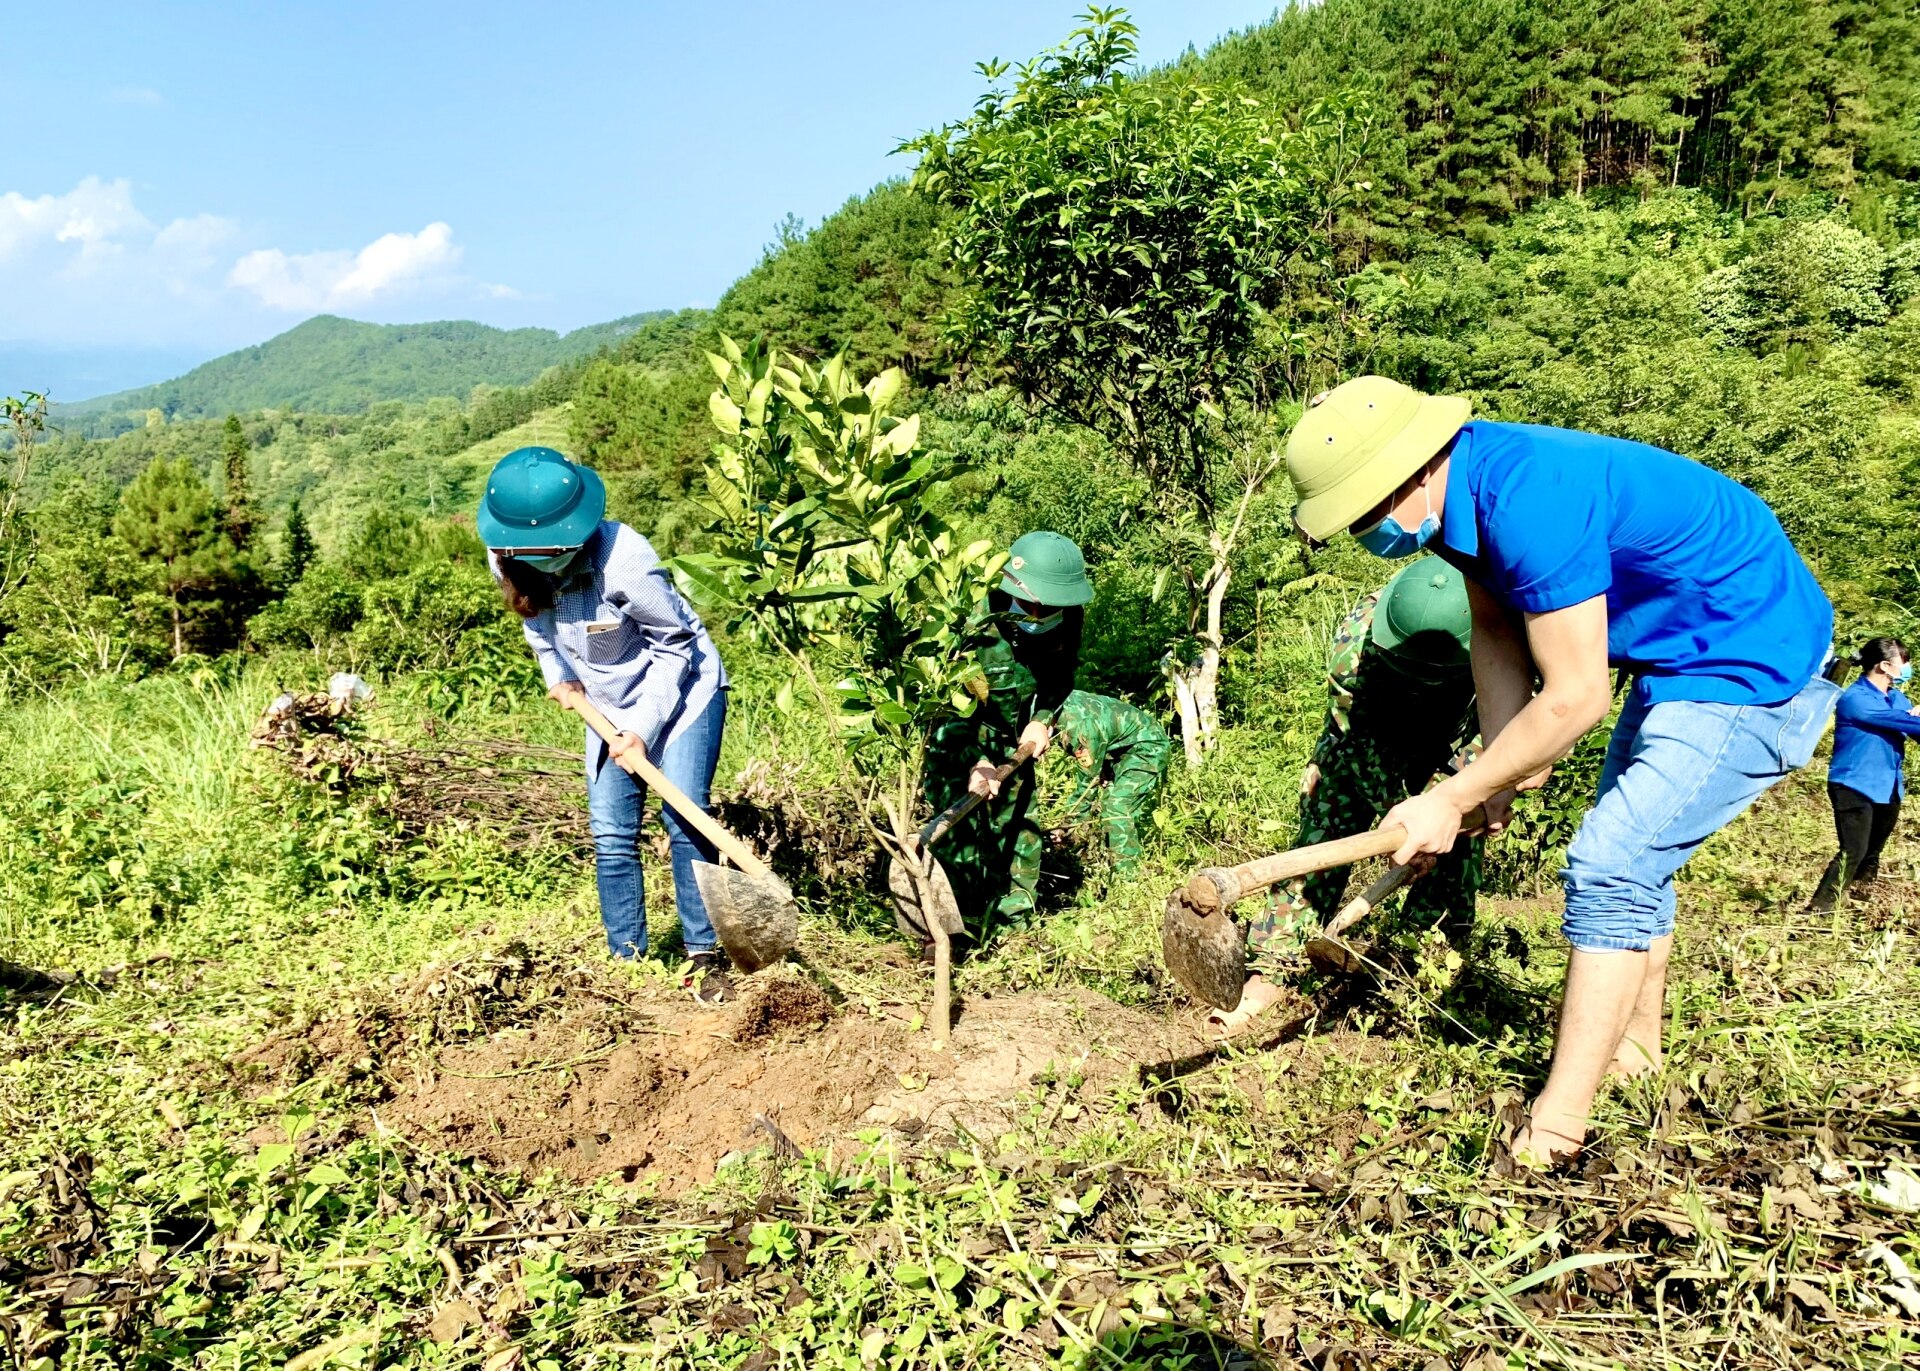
[1560,673,1839,952]
[584,690,726,958]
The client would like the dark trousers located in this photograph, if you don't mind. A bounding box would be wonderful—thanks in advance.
[1809,782,1901,910]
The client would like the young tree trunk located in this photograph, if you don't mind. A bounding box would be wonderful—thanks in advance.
[882,788,951,1048]
[1165,454,1278,766]
[167,561,185,660]
[1168,548,1232,766]
[927,907,952,1049]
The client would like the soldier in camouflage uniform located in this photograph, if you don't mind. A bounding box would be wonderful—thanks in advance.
[1055,689,1173,873]
[1215,557,1480,1029]
[922,531,1090,938]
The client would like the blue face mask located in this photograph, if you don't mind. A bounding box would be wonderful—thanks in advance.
[519,547,585,577]
[1013,609,1065,636]
[1896,662,1913,687]
[1354,488,1439,560]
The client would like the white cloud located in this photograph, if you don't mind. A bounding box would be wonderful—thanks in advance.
[230,221,466,311]
[1,178,514,347]
[0,176,152,264]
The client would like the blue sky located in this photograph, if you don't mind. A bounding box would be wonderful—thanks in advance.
[7,1,1277,398]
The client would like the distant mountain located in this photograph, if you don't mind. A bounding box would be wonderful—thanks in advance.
[56,312,667,421]
[0,341,222,403]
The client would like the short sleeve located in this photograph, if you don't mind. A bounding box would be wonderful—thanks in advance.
[1481,466,1612,614]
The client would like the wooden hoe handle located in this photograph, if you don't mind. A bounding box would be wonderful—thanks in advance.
[1323,863,1417,940]
[571,695,775,882]
[1185,805,1488,913]
[918,740,1040,852]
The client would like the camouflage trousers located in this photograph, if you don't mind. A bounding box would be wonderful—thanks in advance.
[1070,747,1169,873]
[1246,725,1481,973]
[924,753,1043,934]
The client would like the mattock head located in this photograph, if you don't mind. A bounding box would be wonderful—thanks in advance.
[1160,888,1248,1010]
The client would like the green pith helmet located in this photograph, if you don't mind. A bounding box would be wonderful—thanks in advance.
[1372,556,1472,671]
[1000,531,1093,607]
[1286,376,1471,542]
[476,447,607,550]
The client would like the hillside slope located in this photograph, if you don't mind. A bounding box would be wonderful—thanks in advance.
[59,312,664,423]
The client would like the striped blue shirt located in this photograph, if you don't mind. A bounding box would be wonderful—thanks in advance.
[501,521,728,777]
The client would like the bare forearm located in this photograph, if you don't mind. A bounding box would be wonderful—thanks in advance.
[1467,581,1534,742]
[1435,687,1605,808]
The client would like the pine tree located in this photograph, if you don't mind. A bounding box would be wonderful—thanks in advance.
[112,457,235,659]
[220,413,255,549]
[282,501,317,586]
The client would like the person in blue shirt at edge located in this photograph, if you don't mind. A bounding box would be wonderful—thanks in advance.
[1807,637,1920,913]
[478,446,735,1005]
[1284,376,1839,1169]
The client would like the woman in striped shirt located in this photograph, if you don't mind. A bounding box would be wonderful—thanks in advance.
[479,446,734,1003]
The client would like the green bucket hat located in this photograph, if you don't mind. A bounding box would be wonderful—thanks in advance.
[1372,556,1473,672]
[1287,376,1470,542]
[1000,531,1093,607]
[476,446,606,550]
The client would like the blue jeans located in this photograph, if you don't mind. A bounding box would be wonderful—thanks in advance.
[585,690,727,958]
[1560,674,1839,952]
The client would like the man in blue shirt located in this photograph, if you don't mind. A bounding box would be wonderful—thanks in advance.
[1810,638,1920,910]
[1286,376,1838,1167]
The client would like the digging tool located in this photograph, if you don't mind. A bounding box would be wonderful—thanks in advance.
[570,696,797,973]
[1185,805,1488,914]
[1302,863,1415,974]
[887,740,1038,1048]
[886,740,1040,942]
[1162,806,1488,1009]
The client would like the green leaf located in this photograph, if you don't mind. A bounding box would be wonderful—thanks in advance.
[895,1261,931,1290]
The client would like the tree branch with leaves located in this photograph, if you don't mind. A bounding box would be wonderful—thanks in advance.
[1,391,49,617]
[903,6,1373,762]
[673,338,1006,1043]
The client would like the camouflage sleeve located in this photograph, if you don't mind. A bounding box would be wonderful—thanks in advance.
[1324,591,1379,737]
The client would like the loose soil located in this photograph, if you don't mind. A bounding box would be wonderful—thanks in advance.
[237,943,1226,1195]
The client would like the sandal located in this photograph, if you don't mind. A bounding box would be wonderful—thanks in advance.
[1205,975,1288,1036]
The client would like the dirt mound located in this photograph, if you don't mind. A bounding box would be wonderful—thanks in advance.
[730,975,835,1043]
[237,944,1215,1195]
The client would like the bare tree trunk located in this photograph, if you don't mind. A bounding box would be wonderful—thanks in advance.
[1167,659,1203,768]
[882,784,951,1048]
[1166,451,1280,766]
[928,914,952,1048]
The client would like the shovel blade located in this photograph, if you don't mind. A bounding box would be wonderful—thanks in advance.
[887,854,965,940]
[1161,890,1247,1010]
[693,861,797,974]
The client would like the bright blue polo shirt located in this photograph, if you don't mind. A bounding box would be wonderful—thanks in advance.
[1435,422,1832,706]
[1829,678,1920,802]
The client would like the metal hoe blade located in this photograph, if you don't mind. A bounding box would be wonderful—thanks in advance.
[693,861,798,974]
[1160,890,1247,1010]
[886,852,965,940]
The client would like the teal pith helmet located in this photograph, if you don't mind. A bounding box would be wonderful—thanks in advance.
[1372,555,1472,672]
[476,447,606,550]
[1000,531,1093,607]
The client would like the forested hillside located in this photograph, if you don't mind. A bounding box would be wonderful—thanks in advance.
[57,311,669,432]
[5,3,1920,1368]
